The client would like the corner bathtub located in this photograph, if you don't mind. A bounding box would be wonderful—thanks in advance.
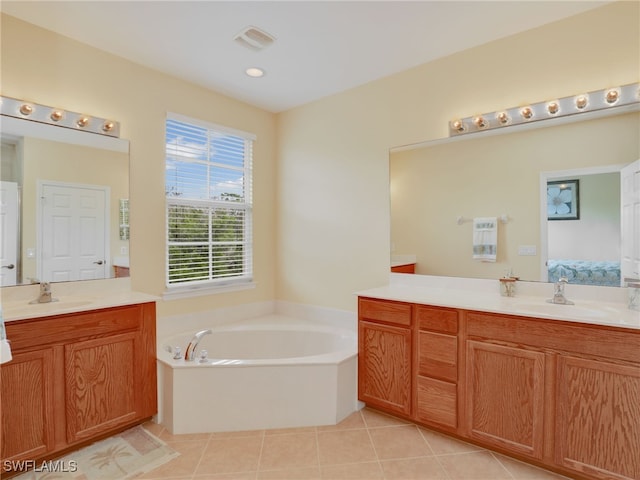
[157,315,359,434]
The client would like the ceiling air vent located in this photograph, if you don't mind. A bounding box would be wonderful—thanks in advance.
[234,26,276,51]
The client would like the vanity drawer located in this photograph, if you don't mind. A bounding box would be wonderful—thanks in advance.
[5,304,144,350]
[416,376,457,429]
[415,305,458,334]
[466,311,640,363]
[359,297,412,326]
[417,331,457,382]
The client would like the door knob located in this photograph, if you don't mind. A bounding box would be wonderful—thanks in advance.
[93,260,104,265]
[2,264,15,269]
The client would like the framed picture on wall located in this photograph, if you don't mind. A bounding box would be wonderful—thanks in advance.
[547,179,579,220]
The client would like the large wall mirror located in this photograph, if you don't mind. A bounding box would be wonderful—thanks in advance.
[390,108,639,287]
[0,115,130,287]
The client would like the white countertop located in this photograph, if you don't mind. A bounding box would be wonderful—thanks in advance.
[1,278,159,322]
[391,254,417,268]
[357,274,640,330]
[112,255,130,268]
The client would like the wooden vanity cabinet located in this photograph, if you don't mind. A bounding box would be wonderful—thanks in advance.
[358,297,640,480]
[466,311,640,480]
[555,355,640,480]
[1,302,157,474]
[414,305,459,431]
[358,297,412,416]
[390,263,415,274]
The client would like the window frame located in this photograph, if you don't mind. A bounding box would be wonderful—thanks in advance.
[163,112,256,300]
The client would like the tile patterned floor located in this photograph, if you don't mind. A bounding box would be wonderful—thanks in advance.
[141,408,571,480]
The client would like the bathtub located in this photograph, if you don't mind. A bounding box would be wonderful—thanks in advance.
[157,314,359,434]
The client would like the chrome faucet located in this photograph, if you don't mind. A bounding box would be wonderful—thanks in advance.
[624,277,640,311]
[184,329,212,361]
[29,282,57,304]
[547,277,574,305]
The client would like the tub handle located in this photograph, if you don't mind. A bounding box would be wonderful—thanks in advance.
[173,346,182,360]
[199,349,209,363]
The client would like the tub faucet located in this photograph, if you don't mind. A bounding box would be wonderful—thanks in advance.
[184,329,212,361]
[548,277,574,305]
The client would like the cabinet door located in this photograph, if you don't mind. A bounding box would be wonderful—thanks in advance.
[1,349,55,464]
[358,320,412,416]
[555,355,640,480]
[466,340,545,459]
[65,332,138,443]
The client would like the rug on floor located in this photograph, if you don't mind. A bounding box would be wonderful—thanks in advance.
[10,425,180,479]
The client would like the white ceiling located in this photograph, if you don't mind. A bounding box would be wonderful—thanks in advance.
[2,1,610,113]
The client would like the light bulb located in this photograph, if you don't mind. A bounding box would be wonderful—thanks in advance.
[473,116,487,129]
[76,116,90,128]
[497,112,510,125]
[575,95,588,109]
[451,119,466,133]
[520,107,533,120]
[19,104,33,116]
[605,88,619,104]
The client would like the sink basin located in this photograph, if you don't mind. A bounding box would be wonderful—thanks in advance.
[28,299,93,309]
[3,297,95,321]
[514,302,618,319]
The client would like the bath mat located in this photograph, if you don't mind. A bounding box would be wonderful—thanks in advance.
[10,425,180,479]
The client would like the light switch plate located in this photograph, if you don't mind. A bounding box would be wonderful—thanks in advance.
[518,245,537,256]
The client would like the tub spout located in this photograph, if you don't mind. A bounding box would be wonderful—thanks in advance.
[185,329,212,361]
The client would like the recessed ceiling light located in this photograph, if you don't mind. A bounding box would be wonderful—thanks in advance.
[245,67,265,78]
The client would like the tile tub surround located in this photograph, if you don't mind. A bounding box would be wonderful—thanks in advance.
[139,407,570,480]
[357,273,639,329]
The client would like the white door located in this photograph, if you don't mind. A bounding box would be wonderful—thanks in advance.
[0,181,19,286]
[40,182,109,282]
[621,159,640,282]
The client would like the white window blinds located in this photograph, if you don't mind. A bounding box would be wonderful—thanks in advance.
[165,114,254,288]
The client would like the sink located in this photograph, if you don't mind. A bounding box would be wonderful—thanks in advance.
[3,297,95,321]
[28,299,93,309]
[514,302,618,319]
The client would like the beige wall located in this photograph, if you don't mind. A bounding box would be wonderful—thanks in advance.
[2,2,639,317]
[276,1,639,311]
[390,113,637,281]
[1,14,277,317]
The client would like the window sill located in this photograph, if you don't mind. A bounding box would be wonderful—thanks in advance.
[162,280,256,301]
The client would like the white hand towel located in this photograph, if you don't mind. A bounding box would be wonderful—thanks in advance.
[473,217,497,262]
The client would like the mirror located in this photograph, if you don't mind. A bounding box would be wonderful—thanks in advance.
[390,109,639,285]
[0,115,129,286]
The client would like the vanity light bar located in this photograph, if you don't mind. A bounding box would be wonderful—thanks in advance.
[449,82,639,137]
[0,96,120,138]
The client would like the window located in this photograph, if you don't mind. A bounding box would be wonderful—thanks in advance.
[165,113,254,295]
